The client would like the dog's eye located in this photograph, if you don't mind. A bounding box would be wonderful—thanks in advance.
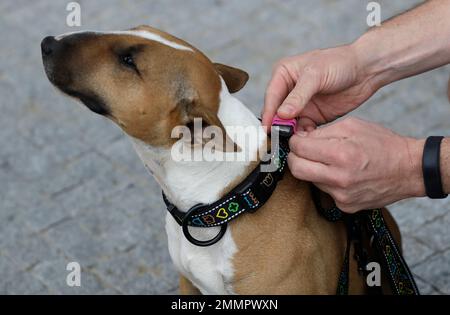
[120,53,137,70]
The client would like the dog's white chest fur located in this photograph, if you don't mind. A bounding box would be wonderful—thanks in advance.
[165,214,237,294]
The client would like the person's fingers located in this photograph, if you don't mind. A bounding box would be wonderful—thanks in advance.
[289,134,340,164]
[287,152,332,183]
[305,119,347,138]
[277,74,320,119]
[305,125,316,132]
[312,182,333,196]
[262,71,292,128]
[312,182,362,214]
[297,117,317,132]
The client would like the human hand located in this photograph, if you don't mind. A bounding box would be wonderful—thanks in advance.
[287,117,426,213]
[262,45,379,131]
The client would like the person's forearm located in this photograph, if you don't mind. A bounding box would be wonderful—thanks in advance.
[440,138,450,194]
[352,0,450,89]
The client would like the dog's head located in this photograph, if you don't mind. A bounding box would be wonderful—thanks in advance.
[41,25,248,148]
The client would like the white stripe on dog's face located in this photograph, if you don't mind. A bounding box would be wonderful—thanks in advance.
[55,30,194,52]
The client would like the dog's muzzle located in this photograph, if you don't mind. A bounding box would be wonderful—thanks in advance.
[40,35,111,116]
[41,36,57,58]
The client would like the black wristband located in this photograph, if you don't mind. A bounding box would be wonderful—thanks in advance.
[422,136,448,199]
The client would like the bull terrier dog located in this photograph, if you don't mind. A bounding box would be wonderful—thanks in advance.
[41,25,402,295]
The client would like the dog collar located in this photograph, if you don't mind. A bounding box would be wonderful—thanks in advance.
[162,136,290,246]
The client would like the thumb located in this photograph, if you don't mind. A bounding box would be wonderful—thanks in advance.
[278,76,319,119]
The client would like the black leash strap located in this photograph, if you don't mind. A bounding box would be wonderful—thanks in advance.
[364,209,420,295]
[312,185,420,295]
[336,225,351,295]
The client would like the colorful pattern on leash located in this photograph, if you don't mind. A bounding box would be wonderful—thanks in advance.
[365,209,420,295]
[312,184,419,295]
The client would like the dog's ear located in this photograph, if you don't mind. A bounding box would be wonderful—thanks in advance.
[130,25,151,31]
[214,63,249,93]
[188,104,240,153]
[175,87,240,153]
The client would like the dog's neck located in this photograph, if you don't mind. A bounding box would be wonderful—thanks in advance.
[131,80,266,212]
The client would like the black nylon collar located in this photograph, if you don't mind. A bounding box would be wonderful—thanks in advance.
[162,138,289,232]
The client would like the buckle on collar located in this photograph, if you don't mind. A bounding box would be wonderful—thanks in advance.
[182,203,227,247]
[272,115,297,138]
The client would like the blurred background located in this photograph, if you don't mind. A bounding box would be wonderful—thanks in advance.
[0,0,449,294]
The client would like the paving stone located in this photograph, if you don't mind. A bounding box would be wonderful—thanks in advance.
[413,212,450,251]
[1,246,50,295]
[2,271,49,295]
[90,249,157,292]
[412,249,450,294]
[2,234,61,271]
[0,254,22,294]
[105,181,164,219]
[413,276,438,295]
[95,288,123,295]
[389,198,450,235]
[21,199,73,235]
[48,166,137,217]
[43,218,117,267]
[0,216,30,250]
[33,258,106,295]
[36,152,117,197]
[76,204,151,253]
[0,168,38,218]
[401,235,436,267]
[131,237,180,291]
[120,274,175,295]
[99,137,148,177]
[85,230,175,292]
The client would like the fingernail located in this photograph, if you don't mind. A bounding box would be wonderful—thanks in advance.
[296,131,308,137]
[278,104,294,116]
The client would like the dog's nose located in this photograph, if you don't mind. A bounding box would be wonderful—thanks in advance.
[41,36,57,56]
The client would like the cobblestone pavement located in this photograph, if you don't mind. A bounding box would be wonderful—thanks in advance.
[0,0,449,295]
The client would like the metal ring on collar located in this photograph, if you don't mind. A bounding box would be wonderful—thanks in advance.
[181,204,227,247]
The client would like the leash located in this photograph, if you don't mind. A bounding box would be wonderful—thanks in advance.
[162,115,420,295]
[365,209,420,295]
[311,174,420,295]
